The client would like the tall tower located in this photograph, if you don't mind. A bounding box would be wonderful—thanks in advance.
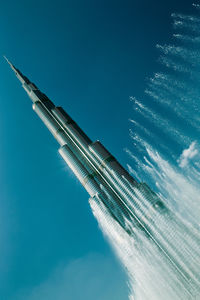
[5,58,200,296]
[4,56,166,232]
[5,57,176,254]
[4,56,166,234]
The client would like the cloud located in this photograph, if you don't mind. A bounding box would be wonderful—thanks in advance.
[14,253,128,300]
[178,141,198,168]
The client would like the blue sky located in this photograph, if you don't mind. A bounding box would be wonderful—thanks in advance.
[0,1,196,299]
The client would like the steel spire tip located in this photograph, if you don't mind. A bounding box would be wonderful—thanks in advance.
[3,55,12,66]
[4,57,31,85]
[3,56,19,75]
[3,55,9,63]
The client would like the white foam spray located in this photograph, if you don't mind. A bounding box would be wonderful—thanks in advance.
[89,5,200,300]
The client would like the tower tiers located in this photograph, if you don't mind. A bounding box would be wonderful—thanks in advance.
[5,57,167,240]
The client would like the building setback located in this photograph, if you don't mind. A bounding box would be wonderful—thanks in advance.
[6,57,193,287]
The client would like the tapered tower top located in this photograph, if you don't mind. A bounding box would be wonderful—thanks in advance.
[3,56,31,85]
[3,56,15,70]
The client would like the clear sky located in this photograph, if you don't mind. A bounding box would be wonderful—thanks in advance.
[0,1,196,299]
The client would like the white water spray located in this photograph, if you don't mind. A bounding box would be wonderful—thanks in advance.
[90,5,200,300]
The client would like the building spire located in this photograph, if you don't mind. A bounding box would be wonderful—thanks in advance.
[3,56,17,72]
[3,56,30,85]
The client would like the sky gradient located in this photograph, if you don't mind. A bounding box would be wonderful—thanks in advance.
[0,1,196,299]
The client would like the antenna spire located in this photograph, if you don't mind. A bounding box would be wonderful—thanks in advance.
[3,56,30,85]
[3,55,18,73]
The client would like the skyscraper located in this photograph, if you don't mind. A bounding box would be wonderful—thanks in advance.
[7,57,194,285]
[4,56,166,233]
